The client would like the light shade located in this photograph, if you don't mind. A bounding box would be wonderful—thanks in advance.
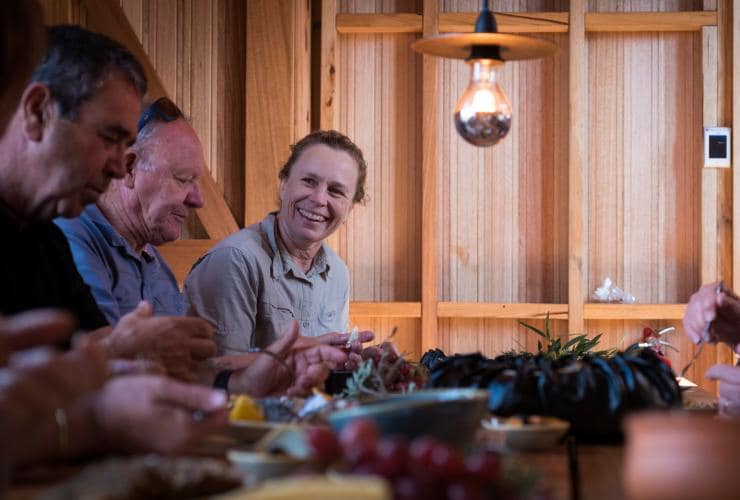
[411,32,557,61]
[410,2,558,147]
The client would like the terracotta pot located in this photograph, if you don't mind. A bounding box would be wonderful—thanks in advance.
[624,411,740,500]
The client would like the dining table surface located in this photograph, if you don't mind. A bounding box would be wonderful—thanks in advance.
[6,383,717,500]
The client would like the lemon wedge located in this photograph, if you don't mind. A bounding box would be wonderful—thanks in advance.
[229,395,265,422]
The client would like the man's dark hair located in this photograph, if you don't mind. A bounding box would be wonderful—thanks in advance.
[278,130,368,204]
[31,25,147,119]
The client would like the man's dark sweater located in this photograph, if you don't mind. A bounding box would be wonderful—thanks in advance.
[0,206,108,331]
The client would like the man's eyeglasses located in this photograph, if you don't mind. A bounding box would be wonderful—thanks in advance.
[137,97,183,132]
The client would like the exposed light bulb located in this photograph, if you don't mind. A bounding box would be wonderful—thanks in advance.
[454,59,512,147]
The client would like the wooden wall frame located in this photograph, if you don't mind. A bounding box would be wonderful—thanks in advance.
[39,2,736,387]
[322,1,734,389]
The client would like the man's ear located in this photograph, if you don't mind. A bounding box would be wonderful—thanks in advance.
[19,83,54,142]
[123,149,137,188]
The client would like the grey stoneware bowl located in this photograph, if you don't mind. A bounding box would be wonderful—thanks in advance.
[328,388,489,448]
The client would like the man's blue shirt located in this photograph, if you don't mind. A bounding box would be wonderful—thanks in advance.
[54,205,184,324]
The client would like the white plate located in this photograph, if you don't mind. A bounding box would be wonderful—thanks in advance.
[482,416,570,451]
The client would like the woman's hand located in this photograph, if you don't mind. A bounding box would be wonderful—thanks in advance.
[227,320,348,397]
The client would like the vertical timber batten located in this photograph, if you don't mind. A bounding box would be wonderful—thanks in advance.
[421,0,439,353]
[320,0,340,253]
[568,0,587,336]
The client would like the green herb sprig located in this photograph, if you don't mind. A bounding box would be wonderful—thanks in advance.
[518,312,616,360]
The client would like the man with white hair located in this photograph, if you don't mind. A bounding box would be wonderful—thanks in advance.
[56,97,203,324]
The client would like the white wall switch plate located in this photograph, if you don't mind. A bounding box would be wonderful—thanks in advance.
[704,127,731,168]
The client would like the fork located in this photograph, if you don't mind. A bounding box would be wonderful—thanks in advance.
[679,324,709,378]
[679,282,723,378]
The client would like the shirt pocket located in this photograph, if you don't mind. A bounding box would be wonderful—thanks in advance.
[260,299,295,338]
[317,303,343,332]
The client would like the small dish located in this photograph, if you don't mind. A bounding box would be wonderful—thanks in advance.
[226,420,292,444]
[227,426,313,485]
[226,449,307,485]
[482,415,570,451]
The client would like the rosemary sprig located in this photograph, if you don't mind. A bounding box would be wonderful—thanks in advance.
[518,312,616,360]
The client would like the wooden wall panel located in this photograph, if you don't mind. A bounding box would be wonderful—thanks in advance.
[587,27,703,362]
[119,0,246,233]
[39,0,85,24]
[434,1,569,355]
[588,1,709,12]
[335,1,423,304]
[39,1,244,236]
[335,32,423,303]
[349,318,421,360]
[334,0,423,356]
[437,318,569,358]
[37,1,733,387]
[245,0,311,226]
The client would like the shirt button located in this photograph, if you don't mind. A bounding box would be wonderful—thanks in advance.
[302,321,309,328]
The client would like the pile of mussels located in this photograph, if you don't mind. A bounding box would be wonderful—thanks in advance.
[421,345,681,441]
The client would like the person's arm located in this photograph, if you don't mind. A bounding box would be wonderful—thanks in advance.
[1,334,109,466]
[96,301,216,382]
[706,364,740,417]
[684,282,740,348]
[54,217,120,325]
[10,375,228,464]
[184,247,260,353]
[89,375,228,454]
[206,320,347,398]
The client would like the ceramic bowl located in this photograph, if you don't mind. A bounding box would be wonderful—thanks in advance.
[328,388,489,448]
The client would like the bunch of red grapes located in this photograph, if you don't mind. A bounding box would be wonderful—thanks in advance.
[306,420,505,500]
[365,343,428,393]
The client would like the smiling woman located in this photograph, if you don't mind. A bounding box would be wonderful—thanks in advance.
[277,144,358,272]
[184,130,369,354]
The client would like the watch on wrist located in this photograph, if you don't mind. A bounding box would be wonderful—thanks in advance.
[213,369,234,392]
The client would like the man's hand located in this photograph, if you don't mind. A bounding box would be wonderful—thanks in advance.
[706,364,740,418]
[0,309,77,365]
[229,320,347,397]
[293,329,374,370]
[0,336,108,462]
[101,301,217,382]
[92,375,228,455]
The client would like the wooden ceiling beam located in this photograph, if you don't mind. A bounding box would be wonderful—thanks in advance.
[336,11,716,34]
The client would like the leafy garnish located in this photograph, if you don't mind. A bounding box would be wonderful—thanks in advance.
[518,312,616,360]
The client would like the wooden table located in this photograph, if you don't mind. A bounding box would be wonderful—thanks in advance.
[8,385,716,500]
[503,382,716,500]
[509,443,624,500]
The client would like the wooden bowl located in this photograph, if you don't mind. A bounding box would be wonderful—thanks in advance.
[624,412,740,500]
[482,415,569,451]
